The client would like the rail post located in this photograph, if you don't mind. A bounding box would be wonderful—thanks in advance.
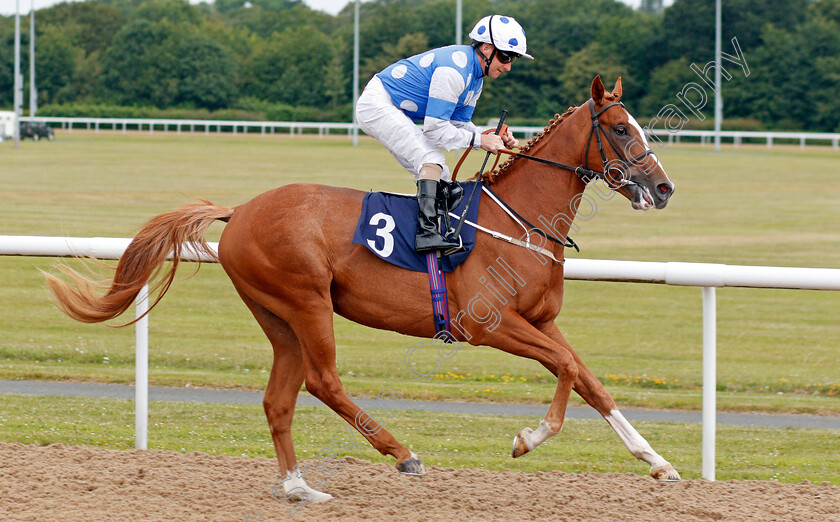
[135,283,149,450]
[702,286,716,480]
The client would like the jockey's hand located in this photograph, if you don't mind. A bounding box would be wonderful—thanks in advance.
[480,133,506,155]
[502,129,519,149]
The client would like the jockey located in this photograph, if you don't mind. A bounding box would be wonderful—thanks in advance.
[356,15,533,253]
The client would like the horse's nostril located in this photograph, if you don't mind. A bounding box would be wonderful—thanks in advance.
[658,183,671,195]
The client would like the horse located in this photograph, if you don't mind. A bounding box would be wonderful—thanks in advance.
[45,76,679,504]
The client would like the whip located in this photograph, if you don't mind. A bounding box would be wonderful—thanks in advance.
[450,109,508,244]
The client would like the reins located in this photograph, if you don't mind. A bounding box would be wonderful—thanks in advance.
[448,99,659,256]
[494,149,604,183]
[452,98,656,187]
[451,139,581,252]
[451,125,508,182]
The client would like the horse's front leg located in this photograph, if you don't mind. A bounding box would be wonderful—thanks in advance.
[468,311,580,460]
[539,322,681,481]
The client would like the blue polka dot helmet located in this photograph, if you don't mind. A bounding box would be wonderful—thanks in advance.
[469,15,533,60]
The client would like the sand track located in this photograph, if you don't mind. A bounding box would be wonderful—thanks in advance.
[0,442,837,521]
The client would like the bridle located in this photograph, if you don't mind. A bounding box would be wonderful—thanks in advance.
[504,98,657,190]
[583,98,657,188]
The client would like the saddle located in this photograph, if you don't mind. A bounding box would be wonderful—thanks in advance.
[351,180,479,341]
[351,181,481,273]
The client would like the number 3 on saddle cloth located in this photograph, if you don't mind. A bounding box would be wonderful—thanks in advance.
[352,181,482,341]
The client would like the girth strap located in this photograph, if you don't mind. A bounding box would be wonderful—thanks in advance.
[425,253,454,343]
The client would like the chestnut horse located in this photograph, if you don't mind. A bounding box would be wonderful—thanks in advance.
[46,77,679,503]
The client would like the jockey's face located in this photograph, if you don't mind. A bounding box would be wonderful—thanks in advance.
[477,44,514,79]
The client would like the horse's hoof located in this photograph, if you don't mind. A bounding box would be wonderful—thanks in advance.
[511,427,533,458]
[281,469,334,504]
[286,488,334,504]
[650,464,681,482]
[396,456,426,476]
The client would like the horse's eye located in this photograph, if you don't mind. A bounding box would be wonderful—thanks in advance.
[615,124,627,136]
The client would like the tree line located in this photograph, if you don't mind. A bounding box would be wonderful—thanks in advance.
[1,0,839,131]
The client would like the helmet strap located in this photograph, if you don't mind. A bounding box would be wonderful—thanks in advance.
[483,48,496,77]
[483,15,497,76]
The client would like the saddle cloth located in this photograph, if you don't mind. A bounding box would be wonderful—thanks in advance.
[352,181,481,272]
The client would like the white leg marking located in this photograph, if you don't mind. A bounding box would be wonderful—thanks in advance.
[284,468,334,504]
[523,418,560,451]
[605,410,668,470]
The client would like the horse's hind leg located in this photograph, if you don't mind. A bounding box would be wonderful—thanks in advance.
[289,307,421,473]
[237,292,334,503]
[542,324,680,481]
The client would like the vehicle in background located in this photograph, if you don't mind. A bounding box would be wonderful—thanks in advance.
[20,121,55,141]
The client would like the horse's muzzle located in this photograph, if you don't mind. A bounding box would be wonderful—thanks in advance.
[626,179,674,211]
[653,180,675,209]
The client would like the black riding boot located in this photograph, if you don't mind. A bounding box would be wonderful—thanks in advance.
[415,179,460,253]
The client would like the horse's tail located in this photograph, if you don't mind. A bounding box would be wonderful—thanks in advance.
[45,199,235,326]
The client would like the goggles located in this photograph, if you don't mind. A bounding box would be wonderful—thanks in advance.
[496,49,519,64]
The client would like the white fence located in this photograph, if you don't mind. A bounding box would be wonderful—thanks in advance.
[645,129,840,149]
[22,116,840,149]
[2,234,840,480]
[27,116,356,138]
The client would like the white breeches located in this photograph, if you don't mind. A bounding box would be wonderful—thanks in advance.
[355,76,451,181]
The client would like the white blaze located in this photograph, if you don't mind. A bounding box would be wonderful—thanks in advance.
[627,114,664,171]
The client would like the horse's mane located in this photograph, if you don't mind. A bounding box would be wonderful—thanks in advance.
[478,105,578,185]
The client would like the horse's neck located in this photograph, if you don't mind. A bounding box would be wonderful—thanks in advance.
[489,118,588,243]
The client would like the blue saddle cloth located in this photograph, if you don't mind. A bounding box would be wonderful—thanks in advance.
[352,181,481,273]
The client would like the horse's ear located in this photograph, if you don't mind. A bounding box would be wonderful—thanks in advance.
[591,75,605,102]
[612,77,623,100]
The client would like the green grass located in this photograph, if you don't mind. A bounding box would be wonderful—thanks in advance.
[1,132,839,417]
[0,393,836,485]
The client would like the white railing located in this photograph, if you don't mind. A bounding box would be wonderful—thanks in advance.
[642,129,840,149]
[21,116,840,149]
[2,234,839,479]
[26,116,356,138]
[512,126,840,149]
